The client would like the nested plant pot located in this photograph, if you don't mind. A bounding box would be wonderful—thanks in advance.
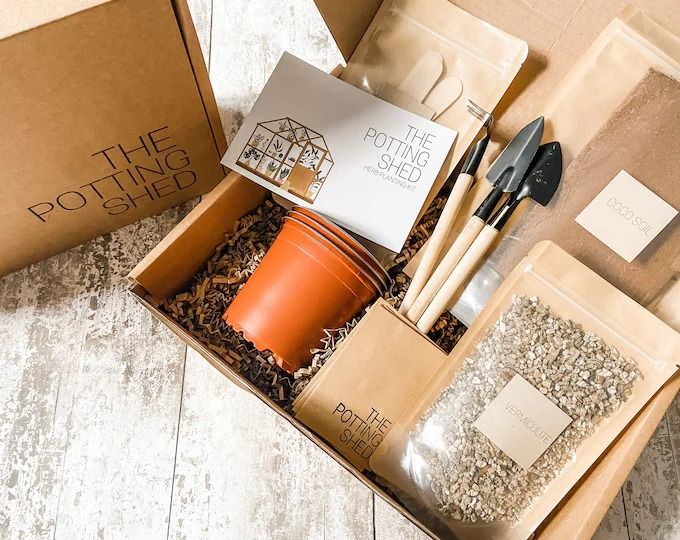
[289,207,391,292]
[224,212,385,373]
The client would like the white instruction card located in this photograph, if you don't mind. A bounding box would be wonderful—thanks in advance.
[222,52,457,252]
[474,374,572,470]
[575,170,678,263]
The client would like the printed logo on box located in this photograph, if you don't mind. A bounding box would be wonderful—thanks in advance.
[331,403,392,468]
[27,126,198,223]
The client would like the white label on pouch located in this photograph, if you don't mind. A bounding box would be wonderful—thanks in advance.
[473,374,572,470]
[575,170,678,263]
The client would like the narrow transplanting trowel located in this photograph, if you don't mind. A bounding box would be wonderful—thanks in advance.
[405,117,545,324]
[416,142,563,332]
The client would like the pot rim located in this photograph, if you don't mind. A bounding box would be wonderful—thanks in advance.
[291,206,392,289]
[283,215,383,295]
[287,210,389,292]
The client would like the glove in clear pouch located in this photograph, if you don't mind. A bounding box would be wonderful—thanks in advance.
[370,241,680,540]
[340,0,528,190]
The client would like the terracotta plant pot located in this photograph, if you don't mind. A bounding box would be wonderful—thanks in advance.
[292,206,391,290]
[287,209,391,292]
[224,215,382,373]
[284,215,386,294]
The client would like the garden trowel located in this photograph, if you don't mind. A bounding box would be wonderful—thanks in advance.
[405,116,544,323]
[417,142,563,332]
[472,116,545,221]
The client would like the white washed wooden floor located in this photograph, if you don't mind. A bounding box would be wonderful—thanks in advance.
[1,1,680,539]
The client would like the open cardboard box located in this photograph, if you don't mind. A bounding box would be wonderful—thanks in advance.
[130,1,680,538]
[129,173,680,539]
[129,174,451,537]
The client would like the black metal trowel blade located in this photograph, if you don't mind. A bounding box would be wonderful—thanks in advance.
[488,142,563,231]
[486,116,545,192]
[516,141,563,206]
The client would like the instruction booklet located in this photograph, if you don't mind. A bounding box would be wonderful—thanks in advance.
[222,52,457,252]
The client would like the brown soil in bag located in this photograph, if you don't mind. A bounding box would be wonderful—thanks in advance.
[494,70,680,306]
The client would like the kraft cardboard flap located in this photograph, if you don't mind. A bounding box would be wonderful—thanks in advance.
[1,0,112,40]
[171,0,228,158]
[128,173,267,301]
[312,0,382,60]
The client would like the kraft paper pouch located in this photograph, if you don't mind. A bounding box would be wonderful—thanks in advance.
[293,299,446,471]
[542,6,680,165]
[490,70,680,307]
[411,7,680,321]
[340,0,528,204]
[370,242,680,540]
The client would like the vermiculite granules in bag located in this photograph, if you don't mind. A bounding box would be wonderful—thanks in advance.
[415,295,640,523]
[370,242,680,540]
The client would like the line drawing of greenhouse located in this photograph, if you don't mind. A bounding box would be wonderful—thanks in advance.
[236,117,334,203]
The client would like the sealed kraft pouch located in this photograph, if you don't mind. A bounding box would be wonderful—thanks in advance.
[541,5,680,165]
[370,241,680,540]
[476,8,680,306]
[490,69,680,308]
[293,298,447,471]
[340,0,527,196]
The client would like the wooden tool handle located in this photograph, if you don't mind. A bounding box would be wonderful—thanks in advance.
[406,215,485,323]
[417,225,498,333]
[400,174,474,315]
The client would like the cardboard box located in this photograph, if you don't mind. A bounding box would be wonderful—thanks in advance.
[130,1,680,538]
[0,0,226,277]
[129,172,680,539]
[129,174,448,535]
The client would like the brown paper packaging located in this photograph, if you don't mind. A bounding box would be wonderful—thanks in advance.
[340,0,528,211]
[406,6,680,285]
[371,241,680,540]
[293,299,447,471]
[396,6,680,534]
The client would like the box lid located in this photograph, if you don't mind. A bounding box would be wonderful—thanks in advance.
[0,0,227,277]
[312,0,382,59]
[0,0,115,40]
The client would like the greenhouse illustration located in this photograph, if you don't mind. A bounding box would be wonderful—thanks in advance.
[236,117,334,203]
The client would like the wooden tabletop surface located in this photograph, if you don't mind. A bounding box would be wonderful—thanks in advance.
[1,1,679,538]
